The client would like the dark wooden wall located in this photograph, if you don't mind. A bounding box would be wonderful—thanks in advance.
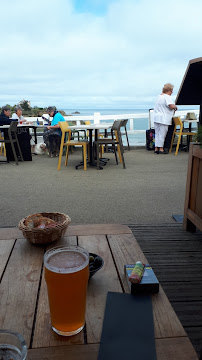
[129,223,202,357]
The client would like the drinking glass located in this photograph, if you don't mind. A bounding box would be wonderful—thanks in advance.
[0,330,27,360]
[44,245,89,336]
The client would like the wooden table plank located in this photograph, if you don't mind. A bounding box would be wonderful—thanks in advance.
[0,239,15,278]
[32,236,84,348]
[78,235,122,344]
[28,337,198,360]
[65,224,132,236]
[155,337,198,360]
[28,339,198,360]
[0,228,22,240]
[28,344,99,360]
[107,234,187,339]
[0,239,44,347]
[0,224,131,241]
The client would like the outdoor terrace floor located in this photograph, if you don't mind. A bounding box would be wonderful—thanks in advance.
[129,223,202,357]
[0,147,190,227]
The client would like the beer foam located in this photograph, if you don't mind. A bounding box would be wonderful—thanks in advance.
[45,248,89,273]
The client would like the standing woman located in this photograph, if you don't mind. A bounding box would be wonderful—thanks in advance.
[153,83,177,154]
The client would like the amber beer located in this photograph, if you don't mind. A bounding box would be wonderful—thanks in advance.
[44,246,89,336]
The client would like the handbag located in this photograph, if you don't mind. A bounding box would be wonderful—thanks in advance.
[146,129,155,150]
[185,112,197,120]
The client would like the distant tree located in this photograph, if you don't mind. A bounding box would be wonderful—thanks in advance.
[11,104,17,112]
[0,102,66,117]
[19,99,31,111]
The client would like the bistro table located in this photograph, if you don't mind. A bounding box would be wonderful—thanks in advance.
[182,118,199,150]
[68,124,113,167]
[68,123,124,169]
[0,123,33,161]
[0,123,47,161]
[0,123,46,145]
[0,224,198,359]
[183,118,199,132]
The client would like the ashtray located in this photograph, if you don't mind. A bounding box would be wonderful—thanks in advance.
[89,253,104,279]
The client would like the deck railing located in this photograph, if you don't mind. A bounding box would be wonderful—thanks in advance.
[27,109,199,145]
[27,109,199,132]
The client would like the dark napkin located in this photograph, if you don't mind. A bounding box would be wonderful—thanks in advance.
[98,292,157,360]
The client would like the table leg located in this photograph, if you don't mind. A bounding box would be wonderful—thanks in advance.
[89,129,93,163]
[34,127,37,144]
[186,123,192,150]
[75,129,93,169]
[75,128,110,169]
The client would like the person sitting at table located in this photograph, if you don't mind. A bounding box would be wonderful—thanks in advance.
[43,106,65,157]
[0,106,13,125]
[11,105,27,123]
[0,105,18,142]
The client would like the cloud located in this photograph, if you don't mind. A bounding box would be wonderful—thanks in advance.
[0,0,202,109]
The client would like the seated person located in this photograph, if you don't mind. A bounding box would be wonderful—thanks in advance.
[11,105,27,123]
[0,106,12,125]
[43,106,65,157]
[0,105,17,140]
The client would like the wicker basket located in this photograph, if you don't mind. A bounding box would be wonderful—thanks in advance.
[18,212,71,245]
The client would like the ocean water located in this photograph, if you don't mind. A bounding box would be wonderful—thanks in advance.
[63,108,150,145]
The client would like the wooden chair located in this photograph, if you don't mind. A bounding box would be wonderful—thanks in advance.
[169,117,197,156]
[65,121,86,154]
[120,119,130,150]
[0,122,23,164]
[0,132,6,157]
[94,120,126,169]
[57,122,89,171]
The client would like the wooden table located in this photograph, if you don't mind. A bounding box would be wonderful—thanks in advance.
[182,119,199,149]
[0,224,198,360]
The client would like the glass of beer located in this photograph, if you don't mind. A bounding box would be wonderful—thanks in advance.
[0,330,27,360]
[44,246,89,336]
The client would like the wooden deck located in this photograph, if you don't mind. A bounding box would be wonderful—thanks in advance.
[128,223,202,357]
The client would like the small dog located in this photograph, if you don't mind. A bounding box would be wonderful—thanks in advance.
[33,143,47,155]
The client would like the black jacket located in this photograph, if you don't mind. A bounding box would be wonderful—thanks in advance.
[0,113,13,126]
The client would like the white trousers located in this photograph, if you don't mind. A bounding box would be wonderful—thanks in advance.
[154,122,168,148]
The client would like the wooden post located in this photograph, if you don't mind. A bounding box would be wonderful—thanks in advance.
[199,98,202,126]
[183,143,202,232]
[94,112,100,124]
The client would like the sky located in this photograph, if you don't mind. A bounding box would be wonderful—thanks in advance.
[1,0,202,110]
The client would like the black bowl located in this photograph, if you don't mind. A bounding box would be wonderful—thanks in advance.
[89,253,104,279]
